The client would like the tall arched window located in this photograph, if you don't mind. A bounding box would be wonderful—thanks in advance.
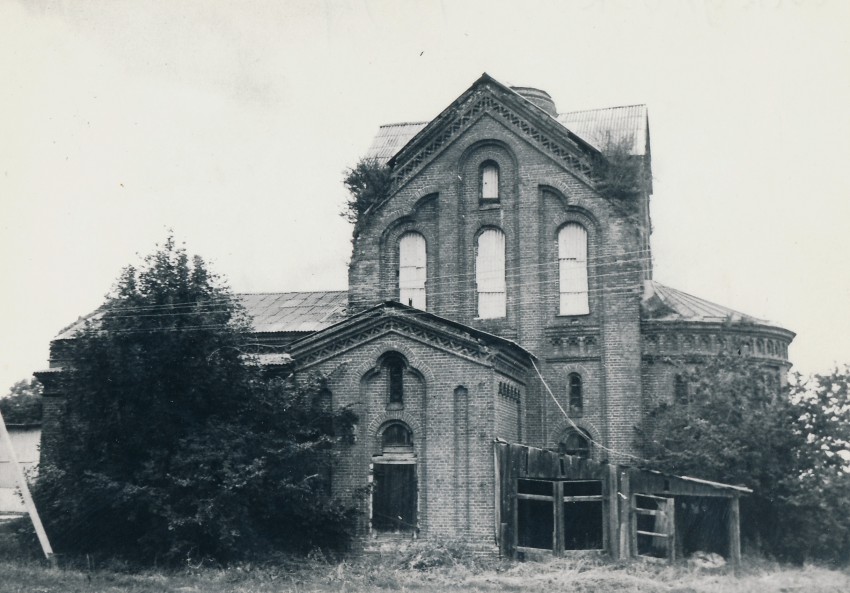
[399,232,427,310]
[558,223,589,315]
[481,161,499,202]
[568,373,583,416]
[476,228,506,319]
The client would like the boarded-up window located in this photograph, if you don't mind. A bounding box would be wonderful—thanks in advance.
[559,223,589,315]
[476,228,506,319]
[399,232,427,309]
[481,162,499,201]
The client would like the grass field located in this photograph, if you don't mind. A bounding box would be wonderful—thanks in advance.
[0,549,848,593]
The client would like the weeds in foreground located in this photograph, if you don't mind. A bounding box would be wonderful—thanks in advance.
[0,547,848,593]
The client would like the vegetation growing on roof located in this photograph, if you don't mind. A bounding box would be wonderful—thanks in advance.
[342,158,393,236]
[593,134,650,218]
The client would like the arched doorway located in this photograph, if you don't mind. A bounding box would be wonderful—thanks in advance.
[371,421,417,533]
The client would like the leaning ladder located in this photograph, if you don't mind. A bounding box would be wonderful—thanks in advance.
[0,408,55,565]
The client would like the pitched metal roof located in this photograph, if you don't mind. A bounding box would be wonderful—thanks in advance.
[364,122,427,164]
[362,105,648,165]
[55,291,349,340]
[557,104,648,156]
[642,281,767,324]
[239,291,347,333]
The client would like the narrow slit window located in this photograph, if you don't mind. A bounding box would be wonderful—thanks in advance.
[399,232,427,310]
[476,228,506,319]
[481,162,499,201]
[559,223,589,315]
[568,373,583,416]
[385,354,405,404]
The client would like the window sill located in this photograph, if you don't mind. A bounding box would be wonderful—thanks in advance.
[386,402,404,411]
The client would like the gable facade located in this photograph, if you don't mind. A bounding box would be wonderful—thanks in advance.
[38,74,795,557]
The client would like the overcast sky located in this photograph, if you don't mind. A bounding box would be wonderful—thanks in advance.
[2,0,849,393]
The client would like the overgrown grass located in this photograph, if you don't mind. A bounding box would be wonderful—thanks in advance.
[0,547,848,593]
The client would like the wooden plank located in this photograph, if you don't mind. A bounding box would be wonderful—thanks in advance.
[634,493,670,503]
[607,464,618,559]
[665,497,676,562]
[629,494,638,558]
[729,496,741,567]
[619,469,631,559]
[494,443,502,551]
[0,409,55,565]
[637,530,669,538]
[554,481,564,555]
[563,495,604,503]
[634,508,662,516]
[517,493,555,502]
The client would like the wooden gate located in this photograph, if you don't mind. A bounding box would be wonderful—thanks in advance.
[631,493,676,561]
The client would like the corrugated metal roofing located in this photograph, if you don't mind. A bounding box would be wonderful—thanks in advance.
[557,105,648,156]
[362,105,648,165]
[238,291,347,333]
[55,291,349,339]
[643,281,767,324]
[364,122,427,164]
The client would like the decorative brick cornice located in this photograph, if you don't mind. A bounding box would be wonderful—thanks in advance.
[544,326,601,357]
[641,321,793,363]
[292,315,496,371]
[390,84,595,194]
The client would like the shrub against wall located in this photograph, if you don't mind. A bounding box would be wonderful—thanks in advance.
[34,236,357,564]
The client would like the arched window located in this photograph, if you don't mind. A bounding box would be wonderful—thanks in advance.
[476,228,506,319]
[381,422,413,452]
[399,232,427,310]
[384,353,405,405]
[481,161,499,202]
[559,429,592,459]
[568,373,583,416]
[558,223,589,315]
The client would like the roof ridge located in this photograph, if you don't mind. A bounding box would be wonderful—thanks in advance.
[236,289,346,296]
[559,104,647,115]
[378,121,428,128]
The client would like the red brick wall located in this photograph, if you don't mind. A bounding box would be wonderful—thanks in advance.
[348,112,649,462]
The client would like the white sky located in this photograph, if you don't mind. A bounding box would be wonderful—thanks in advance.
[2,0,849,393]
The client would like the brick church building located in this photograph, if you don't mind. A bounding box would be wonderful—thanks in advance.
[40,74,794,560]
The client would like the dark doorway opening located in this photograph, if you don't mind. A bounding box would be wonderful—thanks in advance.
[676,496,729,558]
[372,463,417,532]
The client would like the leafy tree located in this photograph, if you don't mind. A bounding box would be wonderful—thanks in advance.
[787,366,850,563]
[34,236,357,564]
[0,378,43,424]
[638,351,807,562]
[341,158,392,234]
